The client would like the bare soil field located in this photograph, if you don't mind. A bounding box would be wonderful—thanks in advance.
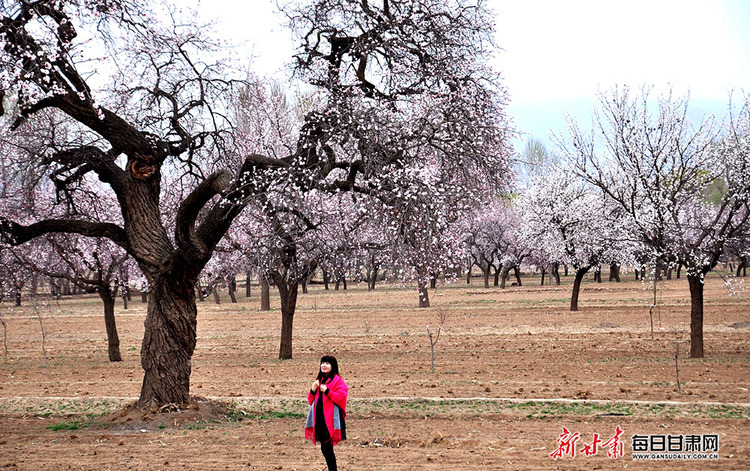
[1,272,749,469]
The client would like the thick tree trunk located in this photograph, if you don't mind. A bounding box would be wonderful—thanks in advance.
[418,281,430,308]
[334,274,347,290]
[138,277,197,408]
[736,258,746,277]
[482,267,490,288]
[540,268,546,286]
[228,276,237,303]
[430,272,437,289]
[608,263,621,282]
[212,285,221,304]
[513,266,522,286]
[196,281,205,302]
[141,290,148,303]
[564,265,569,277]
[122,287,128,310]
[687,274,705,358]
[493,266,501,286]
[31,276,38,297]
[466,265,472,284]
[594,266,602,283]
[260,278,271,311]
[245,272,252,297]
[322,268,330,290]
[98,287,122,362]
[14,285,21,307]
[570,267,590,312]
[500,267,509,289]
[676,263,682,279]
[277,282,299,360]
[552,263,561,285]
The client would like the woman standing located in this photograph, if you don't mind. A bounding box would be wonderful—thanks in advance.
[305,355,348,471]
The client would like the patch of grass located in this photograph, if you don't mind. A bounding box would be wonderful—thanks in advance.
[47,418,87,431]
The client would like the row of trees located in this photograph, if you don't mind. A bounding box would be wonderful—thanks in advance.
[0,0,747,410]
[4,88,749,366]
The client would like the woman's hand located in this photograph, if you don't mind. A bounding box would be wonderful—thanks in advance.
[312,380,320,392]
[320,384,328,394]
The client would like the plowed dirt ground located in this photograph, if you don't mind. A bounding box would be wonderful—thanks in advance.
[1,272,748,469]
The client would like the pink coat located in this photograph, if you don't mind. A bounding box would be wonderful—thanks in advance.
[305,374,348,446]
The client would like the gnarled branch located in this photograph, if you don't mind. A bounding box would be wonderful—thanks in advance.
[0,218,128,250]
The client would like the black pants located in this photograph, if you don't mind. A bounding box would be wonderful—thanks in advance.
[321,442,337,471]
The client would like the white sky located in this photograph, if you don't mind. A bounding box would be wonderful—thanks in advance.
[198,0,750,144]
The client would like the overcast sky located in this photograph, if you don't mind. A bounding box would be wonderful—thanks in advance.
[199,0,750,149]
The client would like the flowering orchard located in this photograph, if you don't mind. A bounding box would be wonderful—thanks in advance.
[563,87,750,357]
[0,0,511,408]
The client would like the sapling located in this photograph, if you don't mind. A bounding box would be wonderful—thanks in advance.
[0,310,7,362]
[674,338,682,394]
[427,309,448,374]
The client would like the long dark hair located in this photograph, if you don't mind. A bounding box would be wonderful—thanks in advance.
[316,355,340,382]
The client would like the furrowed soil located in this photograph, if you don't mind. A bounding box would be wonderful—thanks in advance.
[0,273,748,470]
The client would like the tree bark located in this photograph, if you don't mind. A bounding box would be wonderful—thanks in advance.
[245,272,252,297]
[552,263,561,285]
[500,266,509,289]
[98,286,122,362]
[228,276,237,303]
[513,266,522,286]
[196,280,205,302]
[212,285,221,304]
[14,285,21,307]
[138,277,197,408]
[276,280,299,360]
[493,266,501,286]
[570,267,590,312]
[418,281,430,308]
[687,274,705,358]
[260,278,271,311]
[540,267,546,286]
[608,263,621,282]
[482,266,490,288]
